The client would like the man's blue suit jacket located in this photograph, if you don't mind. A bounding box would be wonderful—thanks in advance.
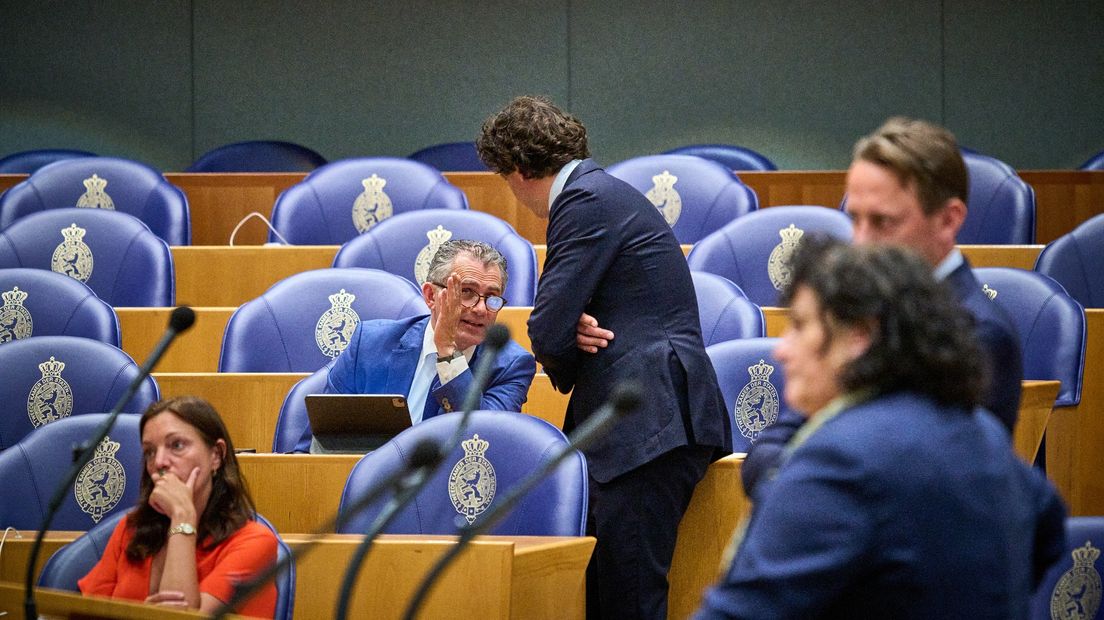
[529,159,731,483]
[323,314,535,420]
[696,391,1066,619]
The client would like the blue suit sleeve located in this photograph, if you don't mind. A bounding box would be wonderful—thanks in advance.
[976,318,1023,432]
[431,346,536,413]
[740,410,804,500]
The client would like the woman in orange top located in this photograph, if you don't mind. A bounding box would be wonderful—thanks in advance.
[79,396,278,618]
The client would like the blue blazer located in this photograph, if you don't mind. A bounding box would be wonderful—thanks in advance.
[529,159,731,482]
[697,392,1066,619]
[741,257,1025,500]
[325,314,536,417]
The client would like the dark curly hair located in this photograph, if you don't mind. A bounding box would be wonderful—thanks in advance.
[125,396,256,560]
[780,236,986,409]
[476,95,590,179]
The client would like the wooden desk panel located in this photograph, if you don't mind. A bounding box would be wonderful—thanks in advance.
[958,245,1044,270]
[1015,381,1058,464]
[165,172,304,246]
[1,582,205,619]
[737,170,847,209]
[239,454,361,532]
[0,174,25,194]
[1020,170,1104,243]
[117,307,234,373]
[172,245,337,306]
[443,172,548,245]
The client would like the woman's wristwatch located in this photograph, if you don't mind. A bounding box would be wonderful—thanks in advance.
[169,523,196,536]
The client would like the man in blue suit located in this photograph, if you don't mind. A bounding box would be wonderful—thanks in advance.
[293,240,536,452]
[478,96,731,619]
[742,117,1024,499]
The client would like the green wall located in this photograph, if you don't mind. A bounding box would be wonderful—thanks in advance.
[2,1,1102,171]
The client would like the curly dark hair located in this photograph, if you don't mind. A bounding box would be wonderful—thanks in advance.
[780,236,986,409]
[125,396,256,560]
[476,95,590,179]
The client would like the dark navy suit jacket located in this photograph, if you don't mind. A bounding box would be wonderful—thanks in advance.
[742,256,1024,500]
[324,314,535,417]
[697,392,1066,619]
[528,159,731,483]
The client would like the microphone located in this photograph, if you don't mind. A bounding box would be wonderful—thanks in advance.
[400,381,643,620]
[212,440,443,620]
[23,306,195,620]
[215,324,512,619]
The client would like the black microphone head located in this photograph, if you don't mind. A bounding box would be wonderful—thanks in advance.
[610,381,644,418]
[169,306,196,333]
[483,323,510,350]
[409,439,443,469]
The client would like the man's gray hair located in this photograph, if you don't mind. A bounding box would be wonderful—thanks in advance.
[427,239,509,289]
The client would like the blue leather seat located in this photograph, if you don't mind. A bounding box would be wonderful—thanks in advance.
[606,154,758,244]
[661,144,778,171]
[691,271,765,346]
[271,366,329,453]
[706,338,791,453]
[219,268,428,372]
[1035,213,1104,307]
[38,510,296,620]
[408,141,488,172]
[0,208,175,307]
[0,336,159,450]
[1079,149,1104,171]
[1031,516,1104,619]
[269,158,469,245]
[338,411,587,536]
[687,206,853,306]
[0,268,119,346]
[0,156,190,245]
[0,149,96,174]
[332,209,538,305]
[958,151,1036,244]
[0,413,143,530]
[974,268,1086,407]
[187,140,327,173]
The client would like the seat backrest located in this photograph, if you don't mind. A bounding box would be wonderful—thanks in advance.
[1035,213,1104,308]
[269,158,469,245]
[0,208,175,306]
[974,268,1086,406]
[272,366,329,453]
[1079,149,1104,171]
[338,411,587,536]
[0,336,159,450]
[0,413,143,530]
[707,338,791,453]
[0,267,120,346]
[0,156,190,245]
[187,140,327,173]
[606,154,759,244]
[661,144,778,171]
[38,510,296,620]
[691,271,765,346]
[0,149,96,174]
[687,206,853,306]
[1030,516,1104,620]
[958,151,1036,244]
[332,209,538,305]
[219,268,428,372]
[407,141,488,172]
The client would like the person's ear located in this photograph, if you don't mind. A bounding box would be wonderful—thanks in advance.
[940,197,967,237]
[422,282,437,310]
[211,439,226,472]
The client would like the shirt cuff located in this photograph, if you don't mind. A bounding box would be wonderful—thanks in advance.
[435,355,469,385]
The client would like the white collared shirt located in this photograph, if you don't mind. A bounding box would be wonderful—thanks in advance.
[406,321,475,424]
[548,159,584,207]
[932,247,964,282]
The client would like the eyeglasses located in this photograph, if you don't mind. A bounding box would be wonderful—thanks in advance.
[430,282,507,311]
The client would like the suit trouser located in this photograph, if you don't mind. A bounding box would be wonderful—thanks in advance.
[586,443,714,620]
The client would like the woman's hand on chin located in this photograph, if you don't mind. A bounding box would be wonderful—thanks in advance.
[149,467,200,522]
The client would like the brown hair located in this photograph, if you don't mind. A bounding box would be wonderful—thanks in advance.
[125,396,256,560]
[476,95,590,179]
[852,116,968,215]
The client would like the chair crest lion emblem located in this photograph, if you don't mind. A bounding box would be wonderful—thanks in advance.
[767,224,804,291]
[51,224,94,283]
[352,173,394,233]
[27,356,74,428]
[0,286,33,342]
[448,434,497,524]
[1050,540,1102,620]
[76,174,116,210]
[74,436,127,523]
[645,170,682,227]
[414,225,453,285]
[315,289,360,358]
[735,359,779,441]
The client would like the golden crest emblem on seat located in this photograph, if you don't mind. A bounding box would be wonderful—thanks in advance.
[982,284,998,300]
[27,356,74,428]
[1050,540,1102,620]
[735,360,779,441]
[767,224,804,291]
[645,170,682,227]
[75,174,115,210]
[352,174,394,233]
[413,225,454,285]
[51,224,94,283]
[315,289,360,358]
[0,286,33,343]
[448,434,496,524]
[74,436,126,523]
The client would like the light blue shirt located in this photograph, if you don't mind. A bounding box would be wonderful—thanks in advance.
[406,321,474,424]
[932,247,964,282]
[548,159,584,207]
